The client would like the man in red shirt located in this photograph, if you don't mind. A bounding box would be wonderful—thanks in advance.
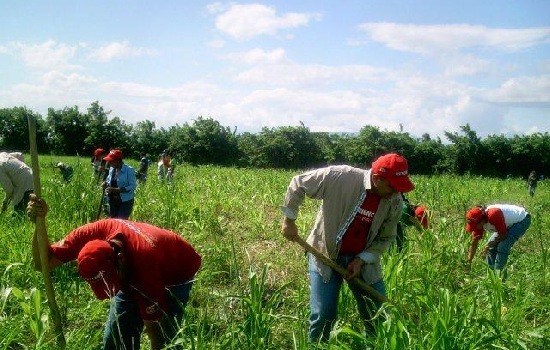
[27,194,201,350]
[464,204,530,273]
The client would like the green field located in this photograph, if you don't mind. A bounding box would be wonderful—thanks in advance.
[1,156,549,349]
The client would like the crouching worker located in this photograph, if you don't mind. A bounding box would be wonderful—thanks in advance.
[27,194,201,350]
[396,197,428,252]
[55,162,73,182]
[464,204,530,273]
[281,153,414,342]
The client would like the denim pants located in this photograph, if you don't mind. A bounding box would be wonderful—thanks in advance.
[103,280,193,350]
[486,214,531,270]
[108,198,134,220]
[308,253,386,342]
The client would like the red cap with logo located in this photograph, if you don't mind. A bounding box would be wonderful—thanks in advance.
[103,149,123,162]
[465,207,484,237]
[415,206,429,229]
[77,240,120,300]
[371,153,415,193]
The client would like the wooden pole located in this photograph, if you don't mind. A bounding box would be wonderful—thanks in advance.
[294,236,388,304]
[27,116,66,349]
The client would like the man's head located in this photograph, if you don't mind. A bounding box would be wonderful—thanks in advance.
[371,153,414,198]
[77,240,121,300]
[465,206,486,235]
[103,149,123,167]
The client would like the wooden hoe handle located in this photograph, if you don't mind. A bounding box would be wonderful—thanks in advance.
[294,236,388,304]
[28,116,66,349]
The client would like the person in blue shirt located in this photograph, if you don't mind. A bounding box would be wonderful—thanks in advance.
[102,150,136,219]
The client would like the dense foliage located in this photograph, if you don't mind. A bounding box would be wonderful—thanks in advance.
[1,102,549,176]
[0,161,548,349]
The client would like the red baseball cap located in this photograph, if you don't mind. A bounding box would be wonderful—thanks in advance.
[103,149,123,162]
[371,153,415,193]
[77,240,120,300]
[94,148,104,156]
[465,207,484,236]
[415,206,429,229]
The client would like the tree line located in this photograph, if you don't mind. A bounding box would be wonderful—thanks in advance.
[1,102,548,177]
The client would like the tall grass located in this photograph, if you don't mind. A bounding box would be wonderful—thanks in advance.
[0,158,548,349]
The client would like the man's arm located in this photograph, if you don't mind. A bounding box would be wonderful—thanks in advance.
[480,209,508,259]
[281,216,299,242]
[31,231,63,272]
[280,167,333,241]
[465,237,480,272]
[480,232,507,259]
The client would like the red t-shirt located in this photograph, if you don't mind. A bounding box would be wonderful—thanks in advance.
[50,219,201,320]
[339,192,381,254]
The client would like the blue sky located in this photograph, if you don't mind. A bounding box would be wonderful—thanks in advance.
[1,0,549,139]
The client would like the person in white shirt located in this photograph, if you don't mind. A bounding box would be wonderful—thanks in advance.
[0,153,33,214]
[465,204,531,272]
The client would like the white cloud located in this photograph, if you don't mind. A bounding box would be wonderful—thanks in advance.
[0,71,99,111]
[87,41,156,62]
[358,23,550,54]
[234,62,387,86]
[482,75,550,105]
[443,54,491,76]
[206,39,226,48]
[10,40,81,71]
[214,4,322,40]
[100,81,224,100]
[40,71,98,90]
[223,48,288,65]
[0,46,8,54]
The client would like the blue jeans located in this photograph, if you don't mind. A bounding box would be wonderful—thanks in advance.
[308,253,386,342]
[103,280,193,350]
[108,198,134,220]
[486,214,531,270]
